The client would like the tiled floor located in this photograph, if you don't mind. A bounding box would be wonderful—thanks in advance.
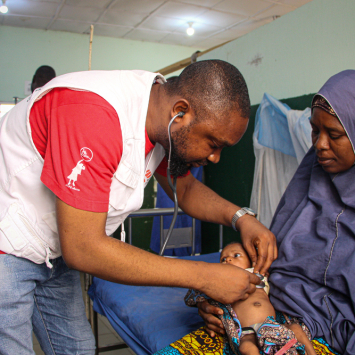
[33,273,136,355]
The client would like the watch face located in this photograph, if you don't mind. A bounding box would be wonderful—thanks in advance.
[244,207,256,216]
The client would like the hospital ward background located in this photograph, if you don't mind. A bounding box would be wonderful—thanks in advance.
[1,0,355,354]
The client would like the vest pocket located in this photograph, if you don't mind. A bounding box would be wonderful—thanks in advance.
[109,176,135,210]
[0,203,55,268]
[110,161,140,210]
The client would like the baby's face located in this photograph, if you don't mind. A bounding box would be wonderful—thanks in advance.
[220,243,251,269]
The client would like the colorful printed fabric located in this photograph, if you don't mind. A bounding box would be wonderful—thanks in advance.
[154,327,229,355]
[276,312,340,355]
[153,326,340,355]
[311,95,338,117]
[256,317,305,355]
[183,290,305,355]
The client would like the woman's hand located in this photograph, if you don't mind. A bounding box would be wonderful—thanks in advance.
[197,301,224,337]
[236,215,278,275]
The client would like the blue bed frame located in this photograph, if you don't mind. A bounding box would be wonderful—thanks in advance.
[87,208,224,354]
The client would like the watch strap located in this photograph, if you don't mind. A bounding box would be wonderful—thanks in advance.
[232,208,256,231]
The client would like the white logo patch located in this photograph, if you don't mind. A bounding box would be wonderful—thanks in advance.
[66,147,93,191]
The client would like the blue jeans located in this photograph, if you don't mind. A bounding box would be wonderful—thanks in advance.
[0,254,95,355]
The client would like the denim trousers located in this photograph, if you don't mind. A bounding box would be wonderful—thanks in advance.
[0,254,95,355]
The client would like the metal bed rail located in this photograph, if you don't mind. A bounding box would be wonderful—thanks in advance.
[127,207,196,255]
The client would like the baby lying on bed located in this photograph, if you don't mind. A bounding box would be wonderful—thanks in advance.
[185,243,315,355]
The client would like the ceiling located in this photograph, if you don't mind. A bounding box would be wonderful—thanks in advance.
[0,0,313,49]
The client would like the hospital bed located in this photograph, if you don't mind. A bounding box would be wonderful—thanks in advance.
[87,208,224,354]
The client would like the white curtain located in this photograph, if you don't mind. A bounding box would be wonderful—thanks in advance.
[250,93,312,228]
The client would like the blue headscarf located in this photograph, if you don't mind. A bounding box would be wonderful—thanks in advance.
[269,70,355,355]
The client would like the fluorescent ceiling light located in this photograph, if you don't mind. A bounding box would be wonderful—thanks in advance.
[0,5,8,13]
[186,22,194,36]
[0,0,8,13]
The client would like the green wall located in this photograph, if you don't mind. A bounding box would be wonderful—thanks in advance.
[0,25,199,103]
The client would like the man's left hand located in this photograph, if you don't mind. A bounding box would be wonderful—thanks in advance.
[236,215,277,275]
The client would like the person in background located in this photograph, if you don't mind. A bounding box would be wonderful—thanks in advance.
[31,65,56,92]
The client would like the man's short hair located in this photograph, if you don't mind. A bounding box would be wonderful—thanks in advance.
[164,60,250,120]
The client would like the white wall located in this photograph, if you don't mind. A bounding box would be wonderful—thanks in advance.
[199,0,355,105]
[0,25,198,102]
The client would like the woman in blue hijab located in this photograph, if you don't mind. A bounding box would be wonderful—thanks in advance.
[269,70,355,355]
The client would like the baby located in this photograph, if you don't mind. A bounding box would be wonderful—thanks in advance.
[185,242,316,355]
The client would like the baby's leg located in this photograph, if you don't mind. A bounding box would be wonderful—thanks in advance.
[239,334,260,355]
[285,323,316,355]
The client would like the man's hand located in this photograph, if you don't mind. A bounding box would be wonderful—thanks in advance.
[236,215,277,275]
[199,263,261,305]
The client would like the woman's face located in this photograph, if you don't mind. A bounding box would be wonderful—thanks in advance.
[311,107,355,173]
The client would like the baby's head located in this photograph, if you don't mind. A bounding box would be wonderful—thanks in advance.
[220,242,251,269]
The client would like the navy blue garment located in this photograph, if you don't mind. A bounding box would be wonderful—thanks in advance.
[269,70,355,355]
[150,167,202,256]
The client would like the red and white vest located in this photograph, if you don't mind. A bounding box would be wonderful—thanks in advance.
[0,70,165,267]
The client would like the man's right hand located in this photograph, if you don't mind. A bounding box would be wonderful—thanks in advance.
[199,263,261,305]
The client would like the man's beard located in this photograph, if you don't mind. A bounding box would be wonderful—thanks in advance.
[162,122,208,177]
[165,139,192,177]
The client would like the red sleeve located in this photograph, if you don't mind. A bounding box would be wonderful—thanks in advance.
[30,88,122,213]
[155,156,190,178]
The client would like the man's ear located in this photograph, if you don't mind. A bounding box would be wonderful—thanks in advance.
[171,99,192,124]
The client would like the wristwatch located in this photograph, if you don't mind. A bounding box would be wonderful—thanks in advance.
[232,207,257,231]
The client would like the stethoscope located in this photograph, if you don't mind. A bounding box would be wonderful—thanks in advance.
[159,111,185,256]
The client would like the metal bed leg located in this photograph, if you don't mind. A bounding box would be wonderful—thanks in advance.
[94,310,99,355]
[160,215,164,253]
[128,218,132,245]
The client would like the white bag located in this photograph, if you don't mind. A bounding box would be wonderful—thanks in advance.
[250,93,312,228]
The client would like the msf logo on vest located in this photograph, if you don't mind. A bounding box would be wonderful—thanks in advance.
[144,169,152,184]
[66,147,93,191]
